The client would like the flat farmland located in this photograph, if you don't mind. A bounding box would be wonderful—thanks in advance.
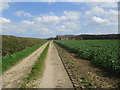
[55,40,120,75]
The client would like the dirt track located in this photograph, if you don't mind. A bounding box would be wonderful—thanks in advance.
[37,41,73,88]
[2,43,48,88]
[2,41,73,88]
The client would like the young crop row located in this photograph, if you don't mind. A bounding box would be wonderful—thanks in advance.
[55,40,120,75]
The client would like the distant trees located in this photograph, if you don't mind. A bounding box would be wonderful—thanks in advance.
[55,34,120,40]
[75,34,120,40]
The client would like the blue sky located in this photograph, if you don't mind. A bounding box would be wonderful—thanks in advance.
[1,2,118,38]
[2,2,88,22]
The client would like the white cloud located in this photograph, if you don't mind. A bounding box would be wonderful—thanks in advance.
[0,17,11,23]
[108,9,118,16]
[34,15,66,25]
[33,11,81,35]
[40,28,53,35]
[21,20,35,25]
[34,11,80,24]
[42,16,59,22]
[15,11,33,17]
[2,10,82,38]
[84,4,118,22]
[100,2,118,8]
[85,6,104,15]
[92,16,111,25]
[34,17,42,22]
[85,2,118,16]
[92,6,104,14]
[64,21,81,30]
[64,11,80,20]
[82,3,118,34]
[0,2,10,11]
[86,2,118,8]
[56,25,72,33]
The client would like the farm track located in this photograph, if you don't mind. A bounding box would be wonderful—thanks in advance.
[2,42,48,88]
[37,41,73,88]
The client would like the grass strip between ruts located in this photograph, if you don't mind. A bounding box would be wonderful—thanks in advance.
[2,42,46,72]
[19,43,49,88]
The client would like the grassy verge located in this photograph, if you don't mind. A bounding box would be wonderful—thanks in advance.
[19,43,49,88]
[2,42,46,72]
[2,35,48,56]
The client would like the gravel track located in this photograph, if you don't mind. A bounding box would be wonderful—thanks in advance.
[2,43,48,88]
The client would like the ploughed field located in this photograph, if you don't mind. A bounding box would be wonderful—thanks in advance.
[55,40,120,75]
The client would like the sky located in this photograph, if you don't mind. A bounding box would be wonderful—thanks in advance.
[0,1,119,38]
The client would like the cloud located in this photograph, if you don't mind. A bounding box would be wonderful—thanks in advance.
[34,11,81,27]
[85,6,104,16]
[3,10,82,38]
[84,3,118,22]
[0,17,11,23]
[34,11,80,23]
[92,16,111,25]
[34,15,67,25]
[40,28,53,35]
[15,11,33,17]
[21,20,35,25]
[86,2,118,8]
[92,6,104,14]
[108,9,118,16]
[56,25,72,33]
[2,2,118,38]
[99,2,118,8]
[64,11,80,20]
[0,2,9,11]
[64,21,81,30]
[81,3,118,34]
[42,16,59,22]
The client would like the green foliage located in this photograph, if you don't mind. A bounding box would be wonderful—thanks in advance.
[55,40,120,75]
[80,77,93,88]
[2,43,45,72]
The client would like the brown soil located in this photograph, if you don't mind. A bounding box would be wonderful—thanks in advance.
[55,43,120,88]
[2,43,48,88]
[36,41,73,88]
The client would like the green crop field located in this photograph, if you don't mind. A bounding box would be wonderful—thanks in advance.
[55,40,120,75]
